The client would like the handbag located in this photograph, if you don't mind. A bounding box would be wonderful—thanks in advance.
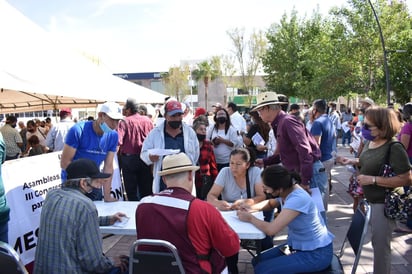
[378,141,412,220]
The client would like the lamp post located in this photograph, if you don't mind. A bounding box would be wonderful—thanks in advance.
[366,0,390,106]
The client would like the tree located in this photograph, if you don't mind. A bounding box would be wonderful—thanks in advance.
[161,65,191,101]
[227,28,267,105]
[192,57,221,110]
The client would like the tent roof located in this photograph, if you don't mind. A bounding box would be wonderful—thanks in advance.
[0,0,167,114]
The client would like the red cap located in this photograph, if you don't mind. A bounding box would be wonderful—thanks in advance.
[194,107,207,118]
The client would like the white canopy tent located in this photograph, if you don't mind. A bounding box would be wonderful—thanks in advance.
[0,0,166,114]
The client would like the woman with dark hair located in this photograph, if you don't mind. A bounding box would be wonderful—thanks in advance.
[207,109,243,171]
[207,147,266,274]
[237,165,334,274]
[243,111,270,159]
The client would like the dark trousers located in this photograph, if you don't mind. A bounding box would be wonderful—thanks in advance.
[5,153,19,161]
[120,154,153,201]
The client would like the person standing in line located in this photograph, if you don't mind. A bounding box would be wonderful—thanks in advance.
[60,102,123,202]
[141,100,199,194]
[118,98,154,201]
[310,99,335,214]
[226,102,247,136]
[0,115,23,160]
[18,121,27,153]
[337,107,412,274]
[45,108,75,152]
[0,133,10,243]
[26,119,48,153]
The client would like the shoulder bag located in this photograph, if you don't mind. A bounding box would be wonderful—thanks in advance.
[378,141,412,220]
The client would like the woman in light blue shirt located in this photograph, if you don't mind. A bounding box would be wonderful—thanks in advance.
[237,165,334,274]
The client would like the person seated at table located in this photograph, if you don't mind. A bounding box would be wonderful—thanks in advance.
[237,165,334,274]
[135,153,240,274]
[34,158,128,274]
[207,147,267,273]
[207,147,266,210]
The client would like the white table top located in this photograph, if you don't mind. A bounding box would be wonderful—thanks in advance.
[95,201,265,240]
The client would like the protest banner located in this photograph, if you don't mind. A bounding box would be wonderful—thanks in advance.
[2,152,124,265]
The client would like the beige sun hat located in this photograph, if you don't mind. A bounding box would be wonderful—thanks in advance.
[251,92,289,112]
[359,97,375,106]
[158,153,199,176]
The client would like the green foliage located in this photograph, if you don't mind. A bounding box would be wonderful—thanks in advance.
[262,0,412,105]
[161,65,191,101]
[192,57,222,109]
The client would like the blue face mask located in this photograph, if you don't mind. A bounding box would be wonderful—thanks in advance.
[100,122,113,134]
[361,126,375,141]
[358,115,364,122]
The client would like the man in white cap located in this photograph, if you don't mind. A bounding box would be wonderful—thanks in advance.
[34,158,128,274]
[141,100,199,194]
[136,153,239,274]
[61,101,123,202]
[253,92,328,222]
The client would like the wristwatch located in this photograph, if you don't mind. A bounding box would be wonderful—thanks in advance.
[373,176,377,186]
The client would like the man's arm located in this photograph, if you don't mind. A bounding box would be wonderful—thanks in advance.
[102,151,117,202]
[60,144,76,169]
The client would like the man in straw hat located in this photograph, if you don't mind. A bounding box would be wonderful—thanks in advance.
[252,92,328,223]
[135,152,239,274]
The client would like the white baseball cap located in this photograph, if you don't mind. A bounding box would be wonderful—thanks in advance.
[99,101,124,120]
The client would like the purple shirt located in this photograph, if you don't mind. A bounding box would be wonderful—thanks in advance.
[264,111,321,184]
[399,122,412,157]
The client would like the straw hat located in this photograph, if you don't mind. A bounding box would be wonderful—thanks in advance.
[251,92,288,112]
[359,97,374,106]
[158,153,199,176]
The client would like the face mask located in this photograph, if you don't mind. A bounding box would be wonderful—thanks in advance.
[217,117,227,124]
[358,115,364,122]
[168,121,181,129]
[197,134,206,142]
[361,126,375,141]
[11,124,17,128]
[100,122,113,134]
[28,129,35,133]
[84,179,99,194]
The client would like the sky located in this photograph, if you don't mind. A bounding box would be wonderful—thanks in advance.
[5,0,412,73]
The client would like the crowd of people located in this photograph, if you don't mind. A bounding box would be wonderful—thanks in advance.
[0,93,411,274]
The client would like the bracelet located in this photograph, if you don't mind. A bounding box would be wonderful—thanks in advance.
[373,176,377,186]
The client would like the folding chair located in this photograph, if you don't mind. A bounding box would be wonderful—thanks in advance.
[0,241,28,274]
[129,239,185,274]
[309,199,371,274]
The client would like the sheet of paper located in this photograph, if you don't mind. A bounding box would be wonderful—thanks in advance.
[251,132,265,146]
[112,216,130,227]
[311,187,325,212]
[148,148,180,156]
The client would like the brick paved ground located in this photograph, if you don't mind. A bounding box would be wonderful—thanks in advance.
[103,146,412,274]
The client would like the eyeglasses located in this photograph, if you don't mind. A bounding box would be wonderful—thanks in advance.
[364,123,376,130]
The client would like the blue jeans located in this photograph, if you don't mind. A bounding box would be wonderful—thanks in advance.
[252,243,333,274]
[341,130,351,145]
[310,160,328,224]
[0,221,8,243]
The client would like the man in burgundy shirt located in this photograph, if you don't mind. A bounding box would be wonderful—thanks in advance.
[253,92,327,218]
[118,98,154,201]
[136,153,240,273]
